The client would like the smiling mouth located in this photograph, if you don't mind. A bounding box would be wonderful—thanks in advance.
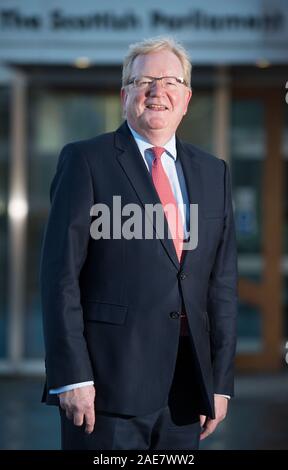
[146,104,168,111]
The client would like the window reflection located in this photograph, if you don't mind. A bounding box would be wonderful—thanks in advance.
[178,92,214,153]
[231,100,264,257]
[25,89,122,357]
[0,87,9,358]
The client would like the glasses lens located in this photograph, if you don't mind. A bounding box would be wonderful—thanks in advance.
[162,77,178,87]
[135,77,153,88]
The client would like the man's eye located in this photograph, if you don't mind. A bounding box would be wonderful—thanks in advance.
[165,80,177,86]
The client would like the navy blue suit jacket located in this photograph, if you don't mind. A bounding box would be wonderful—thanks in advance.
[40,121,238,418]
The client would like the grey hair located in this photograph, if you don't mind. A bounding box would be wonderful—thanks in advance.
[122,37,192,88]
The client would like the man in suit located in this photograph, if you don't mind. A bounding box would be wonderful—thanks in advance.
[40,37,238,450]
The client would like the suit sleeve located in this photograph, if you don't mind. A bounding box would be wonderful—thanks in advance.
[207,160,238,397]
[40,143,94,390]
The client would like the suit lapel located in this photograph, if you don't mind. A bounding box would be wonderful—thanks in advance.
[115,122,179,269]
[176,139,202,272]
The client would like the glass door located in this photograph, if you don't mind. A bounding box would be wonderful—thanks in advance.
[231,89,284,370]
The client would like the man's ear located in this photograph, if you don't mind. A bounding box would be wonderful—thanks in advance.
[183,88,192,115]
[120,87,127,118]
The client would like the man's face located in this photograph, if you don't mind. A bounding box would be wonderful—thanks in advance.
[121,49,192,142]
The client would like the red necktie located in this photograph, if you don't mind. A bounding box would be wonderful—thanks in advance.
[151,147,189,336]
[150,147,184,262]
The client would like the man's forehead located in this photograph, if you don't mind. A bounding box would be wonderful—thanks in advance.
[131,51,183,74]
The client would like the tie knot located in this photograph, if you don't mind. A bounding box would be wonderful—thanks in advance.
[151,147,166,160]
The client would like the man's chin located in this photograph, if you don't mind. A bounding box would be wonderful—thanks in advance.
[145,118,168,130]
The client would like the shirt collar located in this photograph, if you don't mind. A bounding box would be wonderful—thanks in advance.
[128,123,177,161]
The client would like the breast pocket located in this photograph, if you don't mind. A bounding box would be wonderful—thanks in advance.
[83,301,128,325]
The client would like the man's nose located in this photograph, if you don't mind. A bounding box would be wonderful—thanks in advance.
[147,79,164,96]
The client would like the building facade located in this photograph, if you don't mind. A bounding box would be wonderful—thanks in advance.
[0,0,288,372]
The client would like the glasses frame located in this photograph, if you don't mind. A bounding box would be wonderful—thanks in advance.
[127,75,188,89]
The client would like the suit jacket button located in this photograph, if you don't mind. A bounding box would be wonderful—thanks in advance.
[170,311,180,319]
[178,271,187,280]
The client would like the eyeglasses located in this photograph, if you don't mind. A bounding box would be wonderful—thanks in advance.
[127,76,188,90]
